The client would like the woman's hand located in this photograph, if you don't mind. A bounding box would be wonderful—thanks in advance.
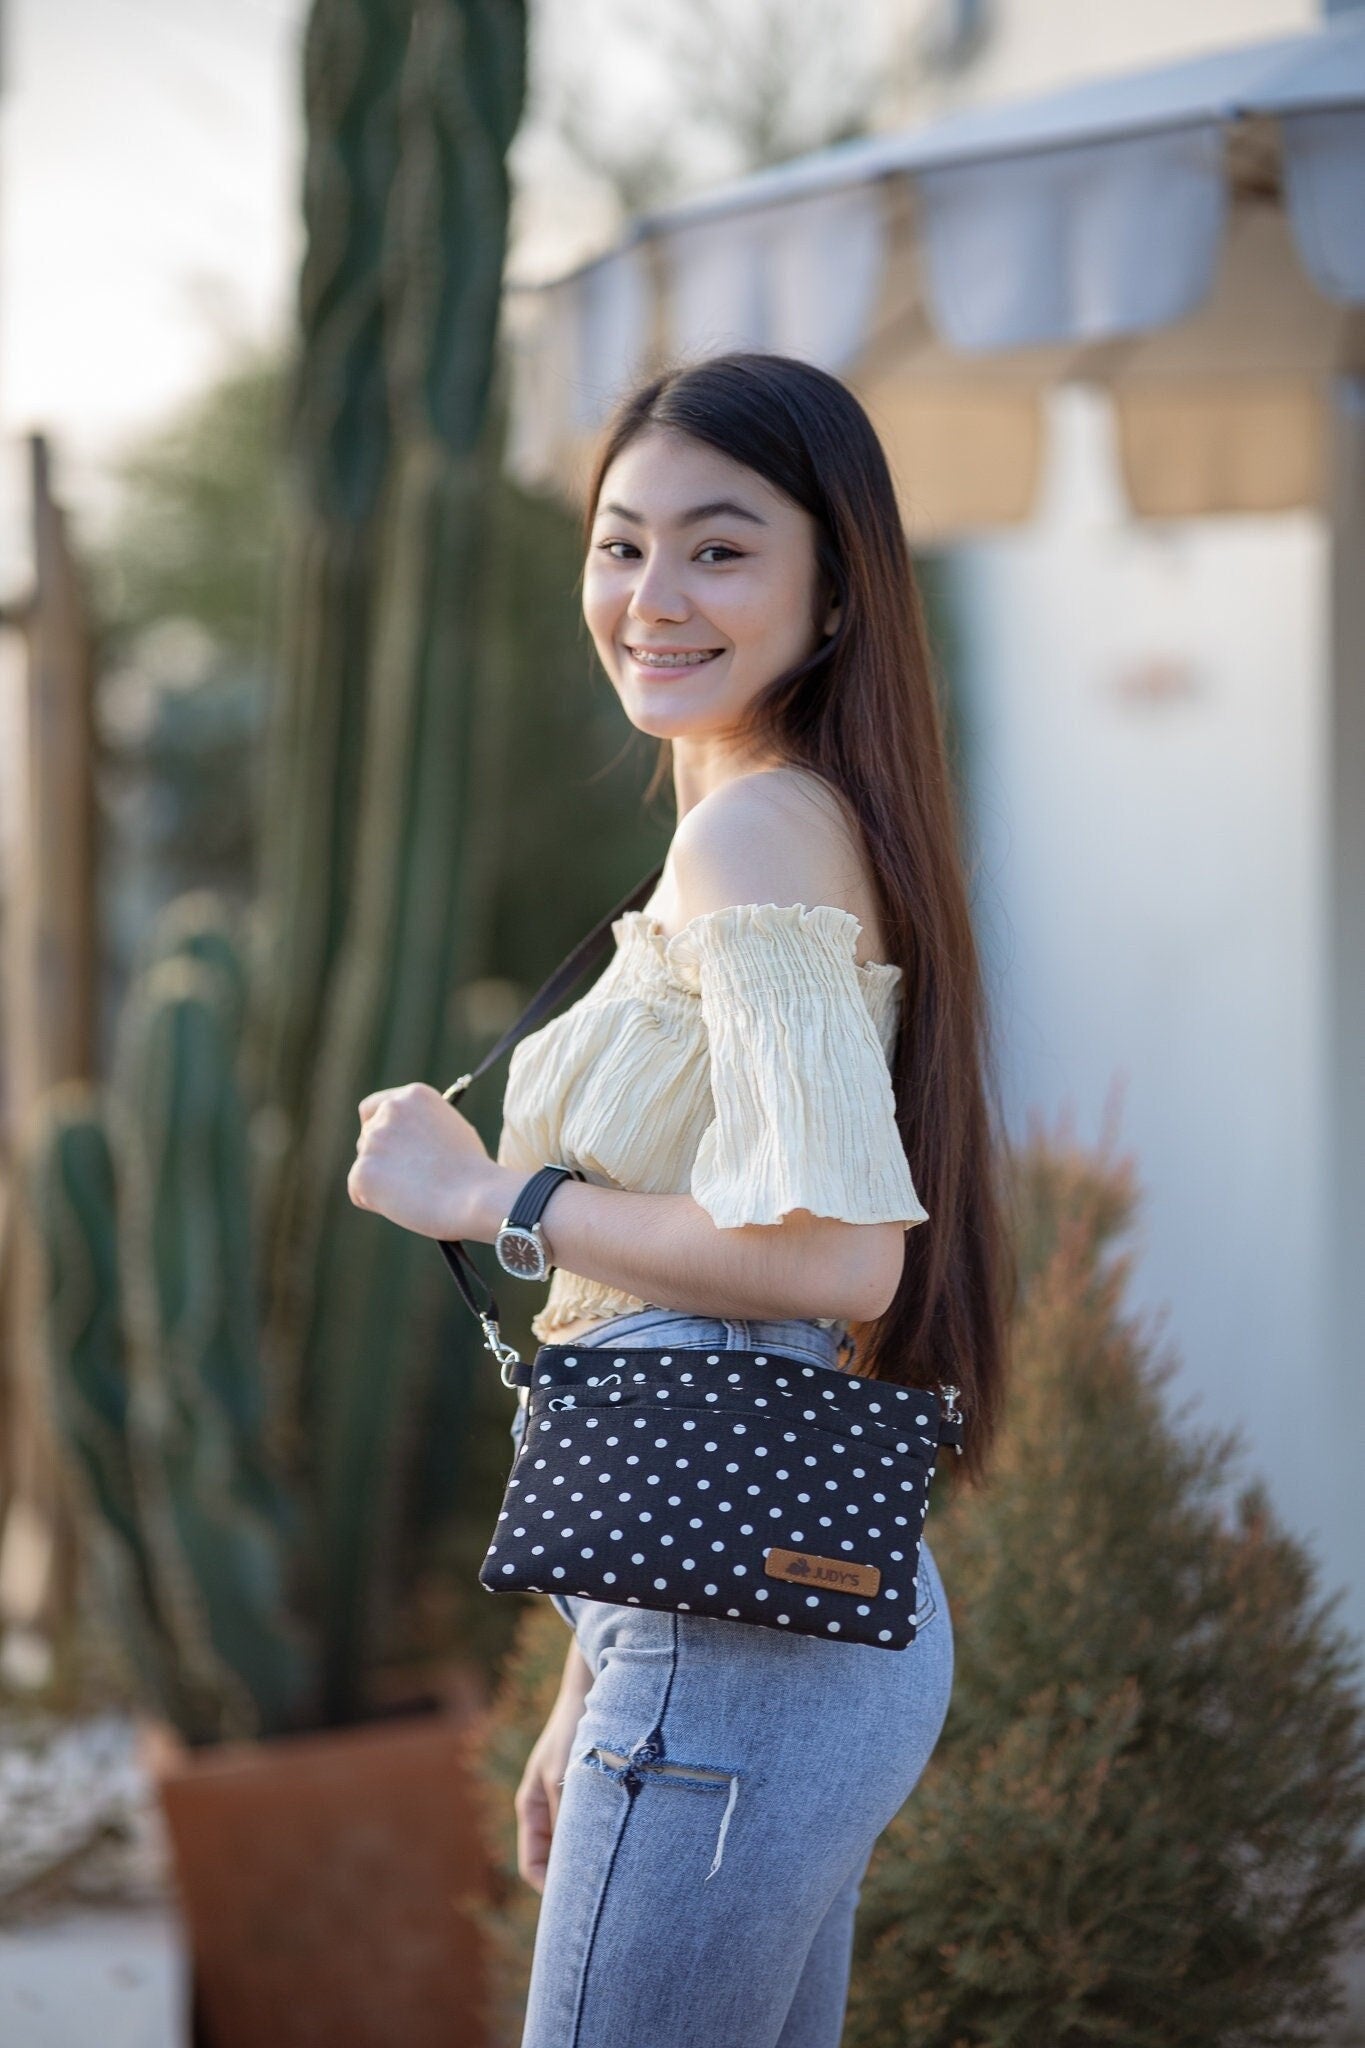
[348,1082,507,1242]
[514,1690,587,1894]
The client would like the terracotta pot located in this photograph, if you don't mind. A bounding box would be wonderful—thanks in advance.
[141,1675,493,2048]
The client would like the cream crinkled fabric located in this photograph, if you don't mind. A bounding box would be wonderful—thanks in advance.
[494,900,929,1342]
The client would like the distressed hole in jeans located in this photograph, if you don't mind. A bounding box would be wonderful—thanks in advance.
[585,1744,741,1882]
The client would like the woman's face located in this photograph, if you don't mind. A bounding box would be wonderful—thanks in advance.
[583,425,838,748]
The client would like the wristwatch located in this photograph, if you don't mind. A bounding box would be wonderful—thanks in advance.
[494,1164,584,1280]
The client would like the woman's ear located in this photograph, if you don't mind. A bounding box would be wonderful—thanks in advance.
[822,596,842,639]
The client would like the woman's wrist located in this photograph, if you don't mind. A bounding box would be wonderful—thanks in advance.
[465,1162,531,1243]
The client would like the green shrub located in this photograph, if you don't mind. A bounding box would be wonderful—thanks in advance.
[845,1134,1365,2047]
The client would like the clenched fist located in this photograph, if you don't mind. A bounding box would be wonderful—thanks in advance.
[348,1082,503,1243]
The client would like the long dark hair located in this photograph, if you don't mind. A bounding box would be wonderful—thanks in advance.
[580,350,1014,1487]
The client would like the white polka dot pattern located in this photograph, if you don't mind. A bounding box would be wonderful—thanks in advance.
[480,1343,960,1650]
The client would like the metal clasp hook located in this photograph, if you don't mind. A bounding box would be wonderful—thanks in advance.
[480,1314,522,1387]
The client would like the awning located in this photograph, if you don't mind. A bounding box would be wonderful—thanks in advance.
[503,16,1365,535]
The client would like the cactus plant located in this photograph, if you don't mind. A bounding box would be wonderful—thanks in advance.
[30,927,314,1743]
[259,0,529,1723]
[29,1085,197,1733]
[28,0,531,1742]
[247,0,410,1151]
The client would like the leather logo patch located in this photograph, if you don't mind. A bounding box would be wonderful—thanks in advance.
[764,1548,881,1597]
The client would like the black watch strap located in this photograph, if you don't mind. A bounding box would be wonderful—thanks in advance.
[506,1163,583,1231]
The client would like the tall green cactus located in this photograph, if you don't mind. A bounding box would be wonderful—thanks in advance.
[109,951,314,1735]
[280,0,529,1721]
[247,0,410,1155]
[29,1086,203,1734]
[30,919,315,1742]
[30,0,531,1740]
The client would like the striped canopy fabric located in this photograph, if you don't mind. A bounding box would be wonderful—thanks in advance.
[503,17,1365,533]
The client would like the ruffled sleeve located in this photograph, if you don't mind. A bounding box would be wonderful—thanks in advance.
[663,902,930,1232]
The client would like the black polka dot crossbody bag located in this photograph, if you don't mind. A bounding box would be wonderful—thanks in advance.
[487,1343,962,1647]
[434,867,966,1651]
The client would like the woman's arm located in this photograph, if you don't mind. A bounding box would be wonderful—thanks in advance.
[351,793,906,1314]
[467,1166,904,1324]
[350,1077,904,1320]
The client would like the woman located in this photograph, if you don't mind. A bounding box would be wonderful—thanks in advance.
[349,351,1013,2047]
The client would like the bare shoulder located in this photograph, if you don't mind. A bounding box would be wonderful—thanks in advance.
[666,764,888,966]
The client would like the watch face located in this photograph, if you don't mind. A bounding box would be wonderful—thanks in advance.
[496,1227,547,1279]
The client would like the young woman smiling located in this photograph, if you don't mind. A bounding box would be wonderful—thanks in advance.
[348,351,1013,2048]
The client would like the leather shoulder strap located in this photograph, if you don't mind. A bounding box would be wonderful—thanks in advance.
[441,859,665,1112]
[434,859,664,1366]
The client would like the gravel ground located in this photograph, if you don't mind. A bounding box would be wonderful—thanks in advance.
[0,1709,188,2047]
[0,1710,174,1918]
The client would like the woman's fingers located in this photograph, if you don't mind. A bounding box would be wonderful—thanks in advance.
[514,1710,580,1892]
[515,1771,554,1892]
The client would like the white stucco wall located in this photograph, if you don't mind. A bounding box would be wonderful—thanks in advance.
[950,386,1349,1615]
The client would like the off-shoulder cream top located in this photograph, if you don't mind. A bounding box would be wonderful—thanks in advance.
[495,898,930,1345]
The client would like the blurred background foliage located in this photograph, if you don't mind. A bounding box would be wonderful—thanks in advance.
[84,353,285,1072]
[90,347,287,668]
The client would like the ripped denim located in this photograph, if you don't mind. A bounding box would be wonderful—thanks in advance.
[511,1307,954,2048]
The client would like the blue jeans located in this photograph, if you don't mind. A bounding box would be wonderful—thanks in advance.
[507,1306,954,2048]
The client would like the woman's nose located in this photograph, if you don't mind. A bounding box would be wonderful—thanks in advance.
[628,556,690,623]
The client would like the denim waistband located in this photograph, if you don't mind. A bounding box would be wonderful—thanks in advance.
[545,1304,845,1373]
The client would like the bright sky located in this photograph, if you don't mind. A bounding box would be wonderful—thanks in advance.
[0,0,311,566]
[0,0,665,584]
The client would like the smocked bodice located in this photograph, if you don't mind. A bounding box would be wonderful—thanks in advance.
[495,900,929,1342]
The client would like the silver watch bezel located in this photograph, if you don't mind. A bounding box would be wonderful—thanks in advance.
[494,1218,551,1280]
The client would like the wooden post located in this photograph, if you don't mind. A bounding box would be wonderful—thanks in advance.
[0,432,98,1678]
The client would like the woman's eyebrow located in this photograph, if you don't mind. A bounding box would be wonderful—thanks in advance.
[597,498,769,528]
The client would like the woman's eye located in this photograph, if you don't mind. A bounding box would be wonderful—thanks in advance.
[595,540,742,564]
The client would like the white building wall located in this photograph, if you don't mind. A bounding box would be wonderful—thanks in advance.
[951,390,1342,1608]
